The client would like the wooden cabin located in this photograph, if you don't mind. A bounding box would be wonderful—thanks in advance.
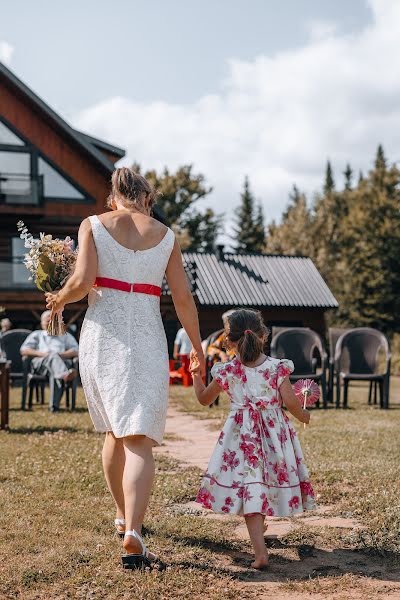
[0,60,126,328]
[0,61,338,349]
[162,250,338,353]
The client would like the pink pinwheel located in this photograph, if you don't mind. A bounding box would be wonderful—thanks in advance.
[293,379,320,428]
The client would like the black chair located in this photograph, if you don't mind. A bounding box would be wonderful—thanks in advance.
[328,328,351,403]
[1,329,33,406]
[270,328,328,407]
[22,355,79,411]
[335,328,391,409]
[0,329,46,409]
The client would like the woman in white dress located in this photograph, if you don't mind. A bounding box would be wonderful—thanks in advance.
[45,168,205,569]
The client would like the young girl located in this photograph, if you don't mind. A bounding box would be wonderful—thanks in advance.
[190,308,316,570]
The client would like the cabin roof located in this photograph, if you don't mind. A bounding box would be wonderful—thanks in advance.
[165,252,338,309]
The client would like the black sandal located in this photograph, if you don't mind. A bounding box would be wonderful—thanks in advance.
[122,530,165,571]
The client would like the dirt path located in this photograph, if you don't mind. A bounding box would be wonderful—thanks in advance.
[155,403,400,600]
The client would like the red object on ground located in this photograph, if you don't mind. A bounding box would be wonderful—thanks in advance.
[169,355,193,386]
[169,359,183,385]
[179,355,193,387]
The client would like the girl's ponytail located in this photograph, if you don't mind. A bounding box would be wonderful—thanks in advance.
[225,309,269,364]
[237,329,264,363]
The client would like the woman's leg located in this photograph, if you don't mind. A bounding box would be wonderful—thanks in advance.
[102,432,126,525]
[122,435,155,554]
[244,514,269,569]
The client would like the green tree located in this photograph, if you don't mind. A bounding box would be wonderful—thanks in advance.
[234,176,256,252]
[253,203,266,253]
[338,151,400,331]
[323,160,335,195]
[233,176,265,253]
[265,146,400,334]
[183,208,223,252]
[266,185,313,256]
[133,164,222,251]
[344,163,353,190]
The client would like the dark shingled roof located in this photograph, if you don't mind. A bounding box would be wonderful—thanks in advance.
[164,252,338,309]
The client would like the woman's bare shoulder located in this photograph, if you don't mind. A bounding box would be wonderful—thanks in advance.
[98,210,167,232]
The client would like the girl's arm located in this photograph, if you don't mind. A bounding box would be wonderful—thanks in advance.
[279,377,310,424]
[45,219,97,311]
[192,372,222,406]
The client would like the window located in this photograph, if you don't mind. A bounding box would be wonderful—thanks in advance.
[0,121,25,146]
[38,157,85,199]
[0,150,30,174]
[12,237,31,286]
[0,151,39,205]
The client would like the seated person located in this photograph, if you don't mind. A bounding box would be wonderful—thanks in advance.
[207,310,236,363]
[173,327,192,360]
[1,318,12,334]
[20,311,79,412]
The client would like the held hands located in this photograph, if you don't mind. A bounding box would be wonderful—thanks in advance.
[189,348,205,377]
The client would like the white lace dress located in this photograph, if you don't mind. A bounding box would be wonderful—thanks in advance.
[79,215,175,444]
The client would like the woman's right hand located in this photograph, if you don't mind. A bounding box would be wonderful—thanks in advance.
[190,348,206,376]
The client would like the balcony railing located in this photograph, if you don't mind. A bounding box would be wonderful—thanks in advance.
[0,258,35,290]
[0,173,43,206]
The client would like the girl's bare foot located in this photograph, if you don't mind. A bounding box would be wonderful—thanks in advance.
[251,554,269,569]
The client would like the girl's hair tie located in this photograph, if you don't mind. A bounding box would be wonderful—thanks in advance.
[244,329,252,334]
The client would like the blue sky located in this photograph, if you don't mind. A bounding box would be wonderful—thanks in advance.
[1,1,371,111]
[3,1,400,235]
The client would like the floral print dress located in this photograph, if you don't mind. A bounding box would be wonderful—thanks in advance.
[196,356,316,517]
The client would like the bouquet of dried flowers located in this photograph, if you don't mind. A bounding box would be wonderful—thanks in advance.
[17,221,77,335]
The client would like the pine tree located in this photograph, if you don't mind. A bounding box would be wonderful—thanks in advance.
[344,163,353,190]
[253,203,266,253]
[265,150,400,333]
[233,176,259,253]
[323,160,335,195]
[338,156,400,331]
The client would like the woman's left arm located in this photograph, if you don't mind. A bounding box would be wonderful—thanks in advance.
[45,218,97,311]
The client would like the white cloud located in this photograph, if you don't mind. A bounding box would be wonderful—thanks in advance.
[0,40,14,65]
[73,0,400,235]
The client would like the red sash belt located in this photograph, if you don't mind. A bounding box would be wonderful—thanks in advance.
[94,277,161,297]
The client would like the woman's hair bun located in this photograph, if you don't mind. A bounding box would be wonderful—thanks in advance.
[107,167,157,212]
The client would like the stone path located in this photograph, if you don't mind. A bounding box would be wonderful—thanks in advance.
[155,403,400,600]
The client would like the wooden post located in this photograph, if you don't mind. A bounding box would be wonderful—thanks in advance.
[0,360,11,430]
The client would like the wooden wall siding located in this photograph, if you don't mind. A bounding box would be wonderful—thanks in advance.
[0,202,104,219]
[0,80,111,213]
[159,301,327,340]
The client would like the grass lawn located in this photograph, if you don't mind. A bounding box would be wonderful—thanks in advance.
[0,388,247,600]
[0,379,399,599]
